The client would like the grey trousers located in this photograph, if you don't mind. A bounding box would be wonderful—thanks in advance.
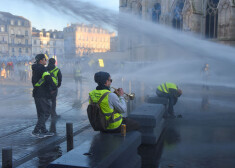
[51,91,58,117]
[34,97,51,133]
[156,90,177,116]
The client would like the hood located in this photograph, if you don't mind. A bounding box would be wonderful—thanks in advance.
[32,63,45,71]
[47,64,55,71]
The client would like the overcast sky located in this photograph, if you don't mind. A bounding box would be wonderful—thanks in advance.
[0,0,119,31]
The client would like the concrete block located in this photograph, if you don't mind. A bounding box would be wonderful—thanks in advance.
[141,119,165,145]
[48,131,141,168]
[142,129,162,145]
[140,119,165,134]
[145,96,168,105]
[112,153,140,168]
[129,104,165,127]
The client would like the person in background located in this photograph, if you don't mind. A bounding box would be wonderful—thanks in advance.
[47,58,62,119]
[156,82,182,118]
[31,54,57,138]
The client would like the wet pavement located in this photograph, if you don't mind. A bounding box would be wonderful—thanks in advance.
[153,90,235,168]
[0,77,91,167]
[1,78,235,168]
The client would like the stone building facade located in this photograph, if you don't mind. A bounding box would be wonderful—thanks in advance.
[119,0,235,46]
[32,28,64,59]
[0,12,32,58]
[63,24,115,57]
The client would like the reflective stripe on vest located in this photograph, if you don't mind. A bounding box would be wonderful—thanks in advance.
[89,89,123,130]
[157,82,177,94]
[34,72,50,87]
[50,67,59,86]
[75,69,81,77]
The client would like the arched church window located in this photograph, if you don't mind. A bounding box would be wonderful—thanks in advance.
[205,0,219,38]
[152,3,161,23]
[172,0,185,30]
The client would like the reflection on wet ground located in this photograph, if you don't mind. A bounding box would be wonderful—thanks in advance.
[37,146,62,168]
[154,96,235,168]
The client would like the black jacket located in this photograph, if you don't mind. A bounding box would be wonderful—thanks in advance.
[32,63,57,98]
[46,64,62,88]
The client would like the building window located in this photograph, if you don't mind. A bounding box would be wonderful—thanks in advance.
[26,48,28,53]
[172,0,185,30]
[25,39,28,45]
[152,3,161,23]
[34,40,37,45]
[0,27,4,32]
[25,30,28,36]
[206,0,219,38]
[40,41,43,45]
[11,29,14,35]
[12,48,15,52]
[18,21,21,26]
[11,38,15,44]
[18,30,21,35]
[54,41,56,46]
[19,48,22,53]
[11,20,14,25]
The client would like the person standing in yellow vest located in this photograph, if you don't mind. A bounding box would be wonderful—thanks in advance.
[156,82,182,118]
[47,58,62,119]
[31,54,57,138]
[89,71,139,133]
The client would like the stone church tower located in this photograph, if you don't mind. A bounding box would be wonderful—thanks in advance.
[119,0,235,47]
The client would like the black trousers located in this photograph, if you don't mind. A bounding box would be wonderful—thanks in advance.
[102,117,140,133]
[34,97,51,133]
[156,90,177,116]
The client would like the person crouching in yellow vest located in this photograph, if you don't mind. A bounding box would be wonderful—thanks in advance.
[89,71,140,133]
[156,82,182,118]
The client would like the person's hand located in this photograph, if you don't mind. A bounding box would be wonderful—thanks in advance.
[117,88,124,97]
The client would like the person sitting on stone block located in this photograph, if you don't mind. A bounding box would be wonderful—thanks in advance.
[89,71,140,133]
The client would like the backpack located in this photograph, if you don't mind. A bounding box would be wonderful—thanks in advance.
[87,92,110,131]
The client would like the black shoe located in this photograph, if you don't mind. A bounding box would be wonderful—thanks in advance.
[38,131,55,138]
[177,114,183,118]
[31,130,40,137]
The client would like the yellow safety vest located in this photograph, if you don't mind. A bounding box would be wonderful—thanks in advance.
[157,82,178,94]
[89,89,123,130]
[75,69,81,77]
[34,72,50,87]
[49,67,59,86]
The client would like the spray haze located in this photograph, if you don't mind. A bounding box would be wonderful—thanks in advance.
[25,0,235,88]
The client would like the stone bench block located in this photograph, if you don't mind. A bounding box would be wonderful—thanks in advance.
[48,131,141,168]
[129,104,165,127]
[140,119,165,134]
[112,154,141,168]
[146,96,168,105]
